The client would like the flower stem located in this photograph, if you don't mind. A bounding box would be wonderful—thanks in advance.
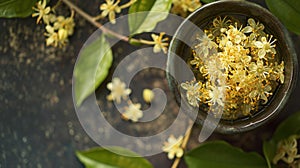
[171,122,194,168]
[60,0,129,42]
[171,158,181,168]
[52,0,62,11]
[92,14,103,21]
[139,39,156,45]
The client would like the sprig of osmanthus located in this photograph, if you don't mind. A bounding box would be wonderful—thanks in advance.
[31,0,201,51]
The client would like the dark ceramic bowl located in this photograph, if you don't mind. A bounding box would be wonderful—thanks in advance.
[167,0,298,134]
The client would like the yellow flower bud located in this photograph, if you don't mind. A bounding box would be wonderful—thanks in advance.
[143,89,154,103]
[58,28,68,40]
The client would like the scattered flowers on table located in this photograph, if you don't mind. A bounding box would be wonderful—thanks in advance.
[32,0,51,24]
[106,77,132,103]
[106,78,146,122]
[162,135,184,159]
[122,103,143,122]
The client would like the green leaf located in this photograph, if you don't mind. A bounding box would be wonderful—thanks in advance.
[272,111,300,142]
[184,141,268,168]
[201,0,217,4]
[263,140,276,168]
[263,111,300,168]
[266,0,300,35]
[128,0,172,35]
[0,0,38,18]
[73,34,113,107]
[76,147,153,168]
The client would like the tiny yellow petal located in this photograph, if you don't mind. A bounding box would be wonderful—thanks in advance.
[58,28,68,40]
[153,45,161,53]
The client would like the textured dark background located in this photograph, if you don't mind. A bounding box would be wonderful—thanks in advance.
[0,0,299,167]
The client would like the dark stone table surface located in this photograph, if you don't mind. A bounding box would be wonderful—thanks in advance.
[1,0,299,167]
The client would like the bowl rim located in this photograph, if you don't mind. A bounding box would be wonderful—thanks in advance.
[167,0,298,134]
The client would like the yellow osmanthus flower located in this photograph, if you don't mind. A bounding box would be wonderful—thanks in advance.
[211,16,231,35]
[45,25,58,46]
[131,32,170,53]
[32,0,51,24]
[273,135,300,167]
[100,0,136,24]
[194,34,218,58]
[53,12,76,36]
[248,60,271,79]
[32,0,76,47]
[43,11,75,47]
[226,25,246,44]
[171,0,201,17]
[249,84,272,104]
[272,62,285,84]
[242,18,265,40]
[106,77,131,103]
[207,85,225,107]
[151,32,169,53]
[254,36,277,59]
[140,32,169,53]
[45,25,68,47]
[181,80,202,107]
[43,13,57,25]
[122,103,143,122]
[162,135,184,159]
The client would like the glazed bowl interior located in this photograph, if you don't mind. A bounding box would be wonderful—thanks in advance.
[167,0,298,134]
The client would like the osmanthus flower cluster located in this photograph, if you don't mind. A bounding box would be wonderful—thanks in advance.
[98,0,202,23]
[181,17,285,119]
[98,0,136,24]
[32,0,75,47]
[273,135,300,168]
[171,0,202,17]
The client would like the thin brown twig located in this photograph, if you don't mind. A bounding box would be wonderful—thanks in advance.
[171,158,181,168]
[60,0,129,42]
[52,0,62,11]
[171,122,194,168]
